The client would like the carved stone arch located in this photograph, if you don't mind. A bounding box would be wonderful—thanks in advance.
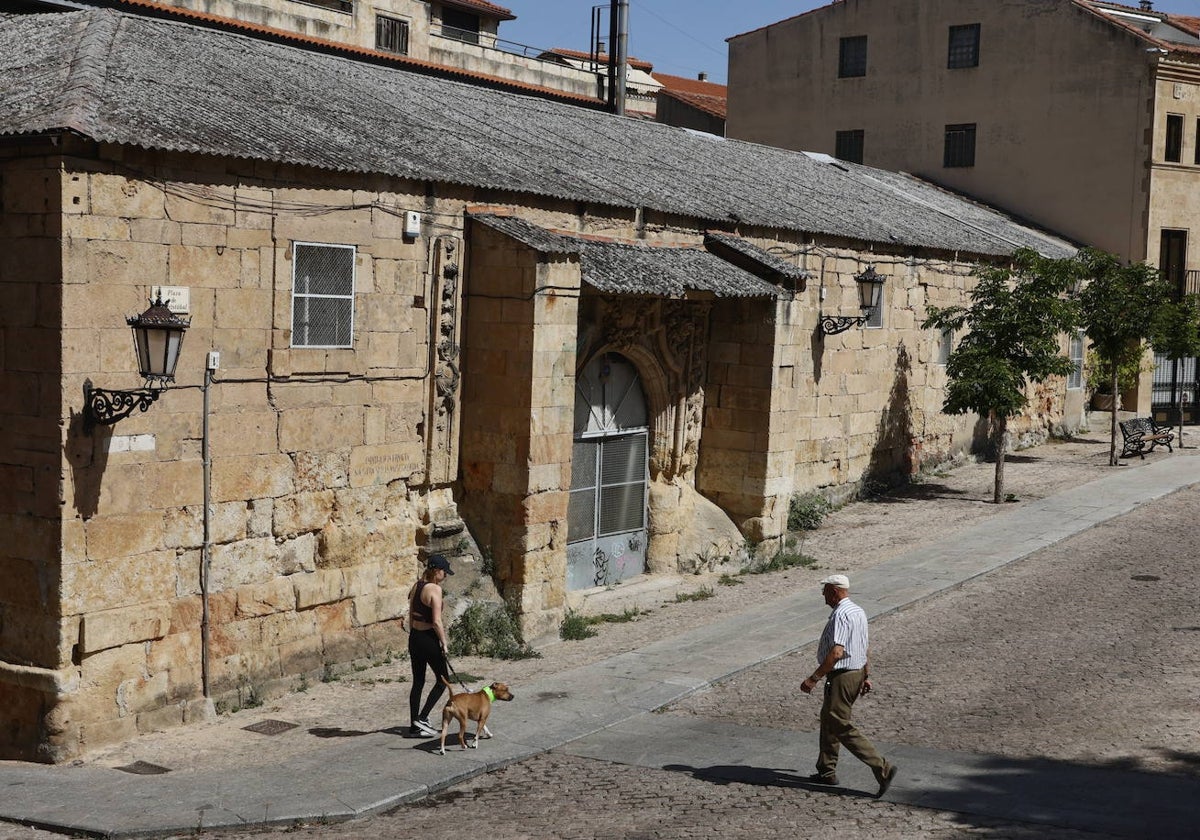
[577,343,673,479]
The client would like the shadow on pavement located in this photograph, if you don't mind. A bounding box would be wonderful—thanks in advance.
[662,763,875,799]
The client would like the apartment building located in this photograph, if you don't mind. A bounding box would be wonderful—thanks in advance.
[728,0,1200,417]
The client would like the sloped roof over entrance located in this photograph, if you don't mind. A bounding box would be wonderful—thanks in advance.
[0,9,1076,259]
[470,214,783,299]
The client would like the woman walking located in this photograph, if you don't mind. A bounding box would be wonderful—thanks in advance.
[403,554,453,736]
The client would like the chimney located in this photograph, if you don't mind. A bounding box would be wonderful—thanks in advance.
[1139,1,1153,10]
[698,72,708,82]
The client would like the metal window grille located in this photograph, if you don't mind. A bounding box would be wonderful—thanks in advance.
[1166,114,1184,163]
[1195,118,1200,165]
[947,23,980,69]
[376,15,410,55]
[838,36,867,78]
[835,129,865,164]
[944,123,976,168]
[1068,333,1084,389]
[292,243,355,348]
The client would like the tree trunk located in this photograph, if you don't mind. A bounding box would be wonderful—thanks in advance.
[993,413,1007,504]
[1179,391,1187,449]
[1109,368,1120,466]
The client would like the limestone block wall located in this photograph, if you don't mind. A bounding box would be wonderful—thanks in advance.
[0,145,67,761]
[29,142,478,761]
[459,222,580,639]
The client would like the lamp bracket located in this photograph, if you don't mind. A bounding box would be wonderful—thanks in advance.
[83,378,163,431]
[819,314,870,336]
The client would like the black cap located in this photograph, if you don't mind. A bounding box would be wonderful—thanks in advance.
[428,554,454,575]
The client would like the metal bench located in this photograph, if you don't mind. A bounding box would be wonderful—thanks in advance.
[1118,417,1175,460]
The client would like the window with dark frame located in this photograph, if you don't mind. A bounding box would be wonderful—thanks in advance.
[442,8,482,44]
[375,14,410,55]
[838,36,868,78]
[1166,113,1184,163]
[944,123,977,167]
[947,23,981,69]
[292,243,355,349]
[1068,332,1084,389]
[835,129,865,164]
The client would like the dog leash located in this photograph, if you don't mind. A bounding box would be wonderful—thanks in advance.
[443,652,471,692]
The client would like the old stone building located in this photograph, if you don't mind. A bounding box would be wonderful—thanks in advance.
[727,0,1200,418]
[0,8,1080,762]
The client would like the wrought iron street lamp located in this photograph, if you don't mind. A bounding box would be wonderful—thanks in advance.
[819,265,886,336]
[83,295,190,429]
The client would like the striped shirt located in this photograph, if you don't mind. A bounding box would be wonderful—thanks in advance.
[817,597,869,672]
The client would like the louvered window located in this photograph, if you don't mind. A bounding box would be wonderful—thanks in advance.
[376,15,410,55]
[292,243,355,348]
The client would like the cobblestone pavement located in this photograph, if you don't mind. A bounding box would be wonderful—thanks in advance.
[671,484,1200,778]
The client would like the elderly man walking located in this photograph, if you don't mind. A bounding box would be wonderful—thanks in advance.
[800,573,898,796]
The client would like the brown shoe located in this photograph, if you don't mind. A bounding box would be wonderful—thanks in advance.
[876,763,898,797]
[805,772,839,786]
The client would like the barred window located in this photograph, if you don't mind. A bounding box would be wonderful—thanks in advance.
[376,14,410,55]
[835,129,865,164]
[1068,332,1084,390]
[947,24,980,69]
[292,243,355,348]
[944,123,977,168]
[838,36,868,78]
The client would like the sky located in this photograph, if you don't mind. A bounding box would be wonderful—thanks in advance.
[499,0,1200,85]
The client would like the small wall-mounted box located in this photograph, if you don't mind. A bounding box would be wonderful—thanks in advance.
[403,210,421,239]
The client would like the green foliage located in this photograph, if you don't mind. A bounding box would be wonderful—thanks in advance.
[1075,250,1175,464]
[1085,349,1145,395]
[559,607,649,641]
[788,492,833,530]
[559,609,597,640]
[320,663,339,683]
[449,601,541,660]
[1152,293,1200,365]
[718,573,744,586]
[744,550,818,575]
[924,248,1080,421]
[674,586,714,603]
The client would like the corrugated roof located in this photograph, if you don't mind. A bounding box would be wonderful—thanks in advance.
[0,9,1077,259]
[470,214,783,299]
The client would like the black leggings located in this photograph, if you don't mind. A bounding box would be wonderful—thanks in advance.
[408,628,449,722]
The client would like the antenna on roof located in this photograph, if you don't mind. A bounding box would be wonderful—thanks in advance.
[1139,1,1153,10]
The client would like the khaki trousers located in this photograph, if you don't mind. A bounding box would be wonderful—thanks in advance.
[817,669,887,779]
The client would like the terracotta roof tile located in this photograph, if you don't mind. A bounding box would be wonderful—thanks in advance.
[441,0,515,22]
[543,47,654,72]
[652,72,727,98]
[658,87,727,120]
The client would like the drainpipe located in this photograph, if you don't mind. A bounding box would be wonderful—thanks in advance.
[200,362,214,698]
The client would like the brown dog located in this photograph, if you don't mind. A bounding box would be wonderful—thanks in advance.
[436,676,514,755]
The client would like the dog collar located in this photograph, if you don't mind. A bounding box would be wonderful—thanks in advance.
[482,685,495,702]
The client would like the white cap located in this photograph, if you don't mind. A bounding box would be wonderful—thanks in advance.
[820,574,850,589]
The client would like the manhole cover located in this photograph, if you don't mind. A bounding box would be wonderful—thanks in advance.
[115,761,171,775]
[243,719,298,736]
[1131,574,1161,582]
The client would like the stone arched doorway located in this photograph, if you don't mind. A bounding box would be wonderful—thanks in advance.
[566,352,648,589]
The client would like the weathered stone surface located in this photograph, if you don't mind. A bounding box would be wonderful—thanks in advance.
[293,568,345,610]
[209,537,277,590]
[78,602,170,654]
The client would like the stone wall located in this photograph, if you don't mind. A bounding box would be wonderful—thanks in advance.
[0,142,67,761]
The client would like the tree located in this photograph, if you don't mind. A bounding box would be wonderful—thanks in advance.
[1151,292,1200,448]
[1075,250,1174,465]
[923,248,1079,503]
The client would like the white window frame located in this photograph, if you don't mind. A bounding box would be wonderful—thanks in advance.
[1067,331,1084,389]
[291,242,356,349]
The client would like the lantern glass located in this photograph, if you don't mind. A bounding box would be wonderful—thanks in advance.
[128,298,189,384]
[856,267,884,312]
